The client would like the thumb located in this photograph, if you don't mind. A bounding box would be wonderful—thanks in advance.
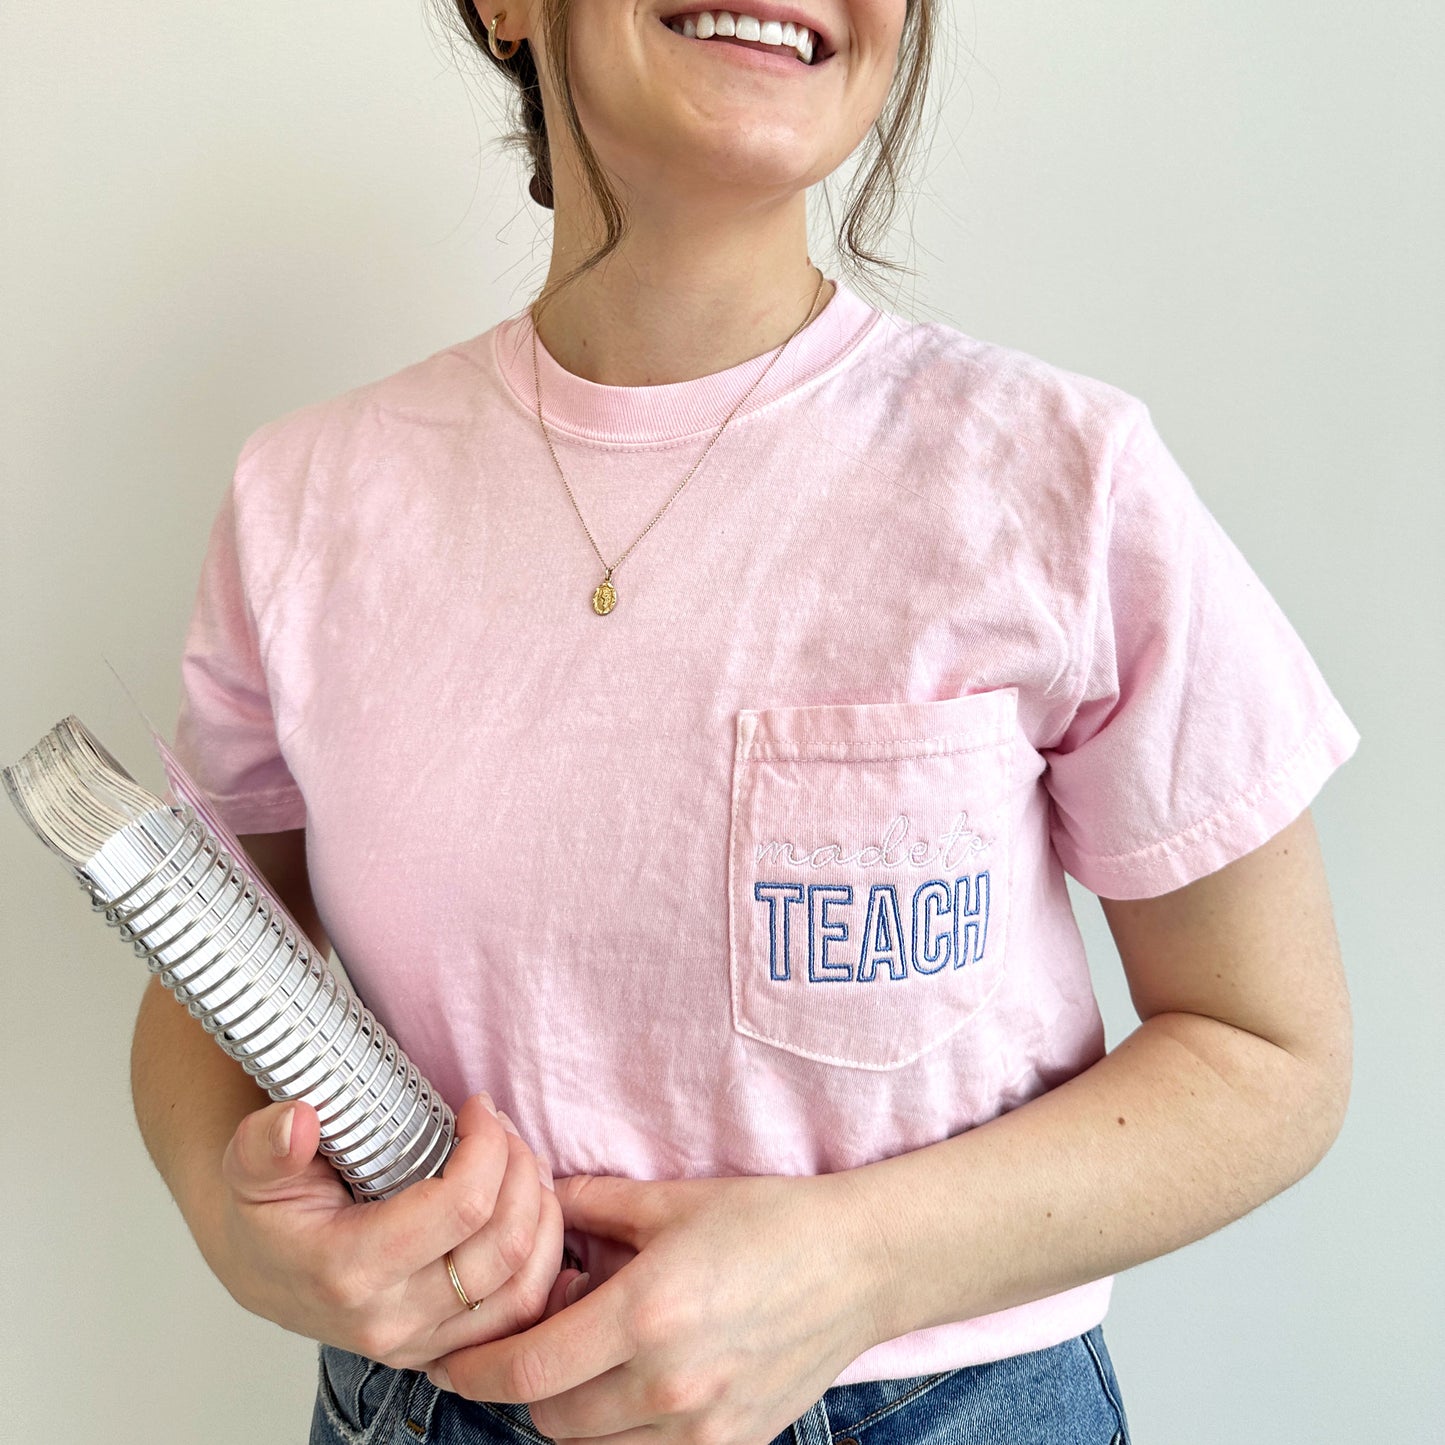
[221,1099,322,1200]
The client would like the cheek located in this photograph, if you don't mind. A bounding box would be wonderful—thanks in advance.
[545,33,664,142]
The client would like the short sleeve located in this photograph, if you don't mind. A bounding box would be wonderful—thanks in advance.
[1044,404,1360,899]
[172,465,308,835]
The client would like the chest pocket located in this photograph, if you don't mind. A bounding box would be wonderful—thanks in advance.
[727,687,1016,1070]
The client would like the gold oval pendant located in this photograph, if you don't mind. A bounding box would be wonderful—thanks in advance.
[591,580,617,615]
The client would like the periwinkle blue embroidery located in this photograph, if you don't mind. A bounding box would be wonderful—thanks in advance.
[753,882,805,981]
[911,878,953,974]
[807,884,853,982]
[958,872,990,965]
[857,884,907,982]
[754,873,991,983]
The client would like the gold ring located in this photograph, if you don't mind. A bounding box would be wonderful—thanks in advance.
[445,1249,484,1312]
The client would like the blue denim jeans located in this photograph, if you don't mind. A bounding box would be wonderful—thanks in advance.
[309,1325,1131,1445]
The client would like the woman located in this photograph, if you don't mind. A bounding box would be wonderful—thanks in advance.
[132,3,1359,1443]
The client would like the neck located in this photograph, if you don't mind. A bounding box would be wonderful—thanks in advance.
[530,217,833,387]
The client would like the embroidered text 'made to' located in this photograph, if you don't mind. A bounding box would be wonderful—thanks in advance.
[752,811,991,872]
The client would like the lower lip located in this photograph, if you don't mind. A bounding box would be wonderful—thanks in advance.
[657,19,831,72]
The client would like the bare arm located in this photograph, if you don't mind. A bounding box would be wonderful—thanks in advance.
[127,828,580,1362]
[843,807,1354,1343]
[129,829,325,1241]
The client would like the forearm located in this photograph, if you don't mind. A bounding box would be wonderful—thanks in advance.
[130,974,270,1246]
[841,1010,1348,1343]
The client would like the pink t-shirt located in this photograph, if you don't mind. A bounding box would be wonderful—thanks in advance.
[173,277,1360,1383]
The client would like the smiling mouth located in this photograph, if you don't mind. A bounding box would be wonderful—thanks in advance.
[657,15,834,68]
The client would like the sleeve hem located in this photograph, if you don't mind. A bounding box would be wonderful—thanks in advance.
[1054,694,1360,899]
[202,786,308,836]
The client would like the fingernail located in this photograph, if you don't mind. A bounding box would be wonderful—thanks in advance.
[536,1155,554,1190]
[496,1110,520,1138]
[564,1272,590,1306]
[477,1092,497,1116]
[427,1363,452,1393]
[271,1106,294,1157]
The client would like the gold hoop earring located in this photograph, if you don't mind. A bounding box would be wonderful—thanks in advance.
[487,9,521,60]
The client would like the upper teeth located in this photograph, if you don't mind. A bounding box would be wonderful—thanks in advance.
[667,12,818,66]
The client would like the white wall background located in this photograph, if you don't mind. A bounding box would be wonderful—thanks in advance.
[2,2,1439,1441]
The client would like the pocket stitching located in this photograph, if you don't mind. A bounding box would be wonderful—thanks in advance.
[728,962,1014,1069]
[475,1400,553,1444]
[747,735,1012,764]
[728,701,1018,1070]
[740,688,1017,763]
[826,1368,965,1439]
[1079,1328,1128,1442]
[315,1348,369,1445]
[727,712,748,1057]
[315,1346,407,1445]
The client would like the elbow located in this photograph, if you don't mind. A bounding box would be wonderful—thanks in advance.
[1316,1054,1354,1162]
[1288,1020,1354,1176]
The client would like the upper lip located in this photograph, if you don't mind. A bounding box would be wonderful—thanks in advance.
[659,7,836,61]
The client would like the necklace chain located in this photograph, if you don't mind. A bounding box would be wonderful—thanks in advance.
[530,265,830,615]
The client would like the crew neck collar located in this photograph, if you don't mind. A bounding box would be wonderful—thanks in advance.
[487,277,882,445]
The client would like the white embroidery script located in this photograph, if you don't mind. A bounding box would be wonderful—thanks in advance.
[753,812,991,872]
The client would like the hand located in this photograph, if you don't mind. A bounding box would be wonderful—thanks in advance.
[213,1092,580,1368]
[427,1171,885,1444]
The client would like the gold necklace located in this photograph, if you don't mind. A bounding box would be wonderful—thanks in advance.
[530,265,830,615]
